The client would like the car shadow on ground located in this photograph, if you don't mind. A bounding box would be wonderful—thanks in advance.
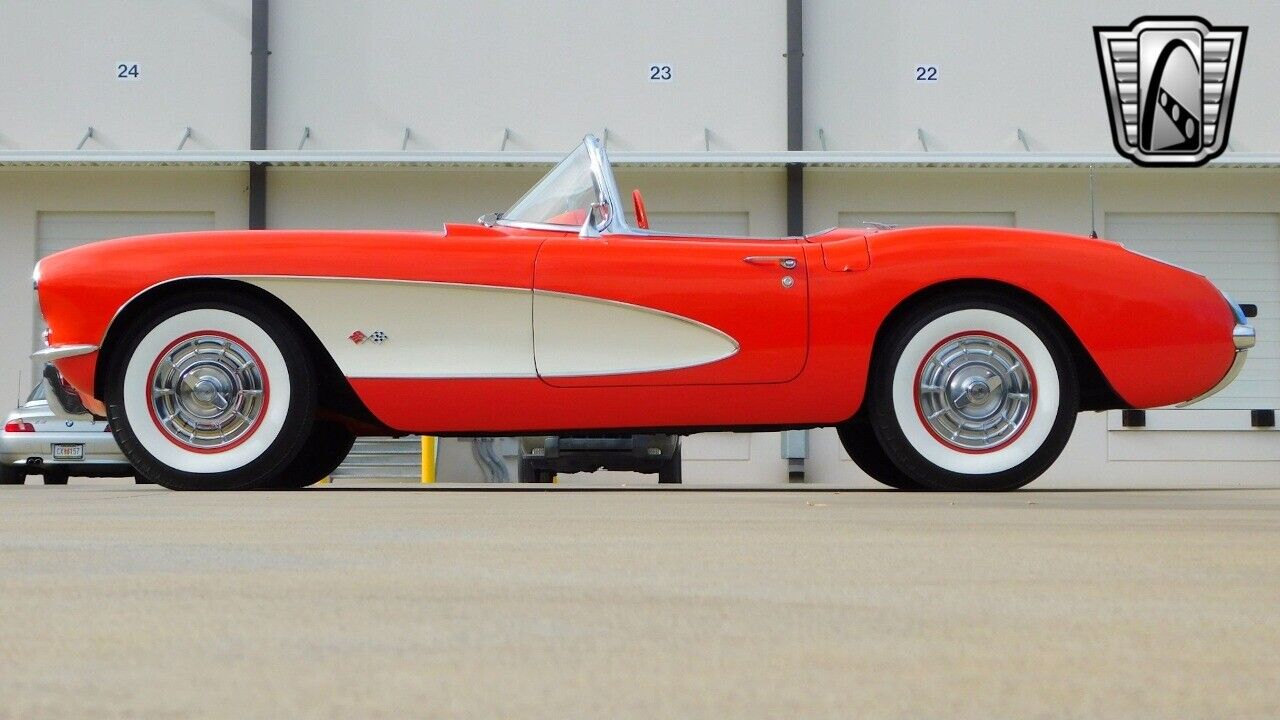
[301,485,1280,493]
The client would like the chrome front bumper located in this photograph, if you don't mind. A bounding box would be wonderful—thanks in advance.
[31,343,98,363]
[1178,297,1255,408]
[30,344,100,419]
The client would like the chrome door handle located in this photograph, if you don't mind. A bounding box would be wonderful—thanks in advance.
[743,255,797,269]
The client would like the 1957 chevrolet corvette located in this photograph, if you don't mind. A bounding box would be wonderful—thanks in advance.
[33,135,1255,491]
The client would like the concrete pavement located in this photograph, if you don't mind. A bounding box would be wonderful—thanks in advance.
[1,484,1277,719]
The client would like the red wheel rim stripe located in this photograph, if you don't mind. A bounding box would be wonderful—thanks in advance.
[145,330,271,455]
[911,330,1037,455]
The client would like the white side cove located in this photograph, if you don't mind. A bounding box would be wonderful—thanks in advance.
[533,291,738,377]
[241,277,536,378]
[236,277,738,379]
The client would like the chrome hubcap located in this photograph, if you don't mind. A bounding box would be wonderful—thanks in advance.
[150,335,266,450]
[917,334,1034,452]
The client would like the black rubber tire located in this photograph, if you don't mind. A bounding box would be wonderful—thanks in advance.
[104,293,317,491]
[867,293,1079,491]
[42,469,70,485]
[836,414,925,490]
[133,475,155,484]
[0,465,26,485]
[258,421,356,490]
[658,445,683,484]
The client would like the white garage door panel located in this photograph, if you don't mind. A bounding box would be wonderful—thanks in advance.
[1105,213,1280,411]
[37,211,214,258]
[683,432,752,461]
[838,211,1015,228]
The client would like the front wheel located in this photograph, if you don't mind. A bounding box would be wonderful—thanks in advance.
[105,294,318,491]
[867,295,1079,491]
[657,445,682,484]
[258,421,355,489]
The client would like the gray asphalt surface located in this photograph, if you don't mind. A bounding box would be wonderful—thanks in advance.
[1,483,1278,719]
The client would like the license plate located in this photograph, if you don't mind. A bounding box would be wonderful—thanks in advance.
[51,444,84,460]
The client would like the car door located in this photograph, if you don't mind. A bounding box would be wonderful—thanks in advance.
[533,232,809,387]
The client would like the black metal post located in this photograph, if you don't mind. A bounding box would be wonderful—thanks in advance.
[785,0,803,237]
[784,0,807,481]
[786,0,803,154]
[249,0,269,229]
[786,164,803,236]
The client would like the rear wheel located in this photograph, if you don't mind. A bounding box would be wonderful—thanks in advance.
[867,294,1079,491]
[105,293,317,491]
[0,466,26,485]
[258,421,355,489]
[836,414,924,490]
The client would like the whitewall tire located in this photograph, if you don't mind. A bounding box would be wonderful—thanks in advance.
[105,294,317,490]
[867,295,1078,491]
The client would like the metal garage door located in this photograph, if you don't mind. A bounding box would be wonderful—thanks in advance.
[838,211,1015,229]
[332,438,422,481]
[37,211,214,258]
[1106,213,1279,411]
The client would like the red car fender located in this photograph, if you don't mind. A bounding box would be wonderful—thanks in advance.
[847,227,1235,409]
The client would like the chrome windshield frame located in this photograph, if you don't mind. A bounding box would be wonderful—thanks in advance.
[582,135,633,236]
[580,136,765,239]
[494,134,769,239]
[494,134,628,237]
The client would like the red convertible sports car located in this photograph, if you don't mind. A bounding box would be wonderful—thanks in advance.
[33,135,1254,491]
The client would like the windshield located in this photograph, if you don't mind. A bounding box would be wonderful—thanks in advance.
[26,383,46,404]
[502,143,600,227]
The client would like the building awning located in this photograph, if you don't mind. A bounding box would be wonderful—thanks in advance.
[3,150,1280,169]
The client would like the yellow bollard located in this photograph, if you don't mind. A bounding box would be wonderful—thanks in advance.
[421,436,438,484]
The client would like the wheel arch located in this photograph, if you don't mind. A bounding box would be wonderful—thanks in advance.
[95,277,389,432]
[866,278,1126,413]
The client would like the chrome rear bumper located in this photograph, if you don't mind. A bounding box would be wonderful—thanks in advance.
[1178,297,1255,408]
[1234,323,1256,350]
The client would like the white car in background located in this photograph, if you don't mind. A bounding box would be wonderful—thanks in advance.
[1,382,142,485]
